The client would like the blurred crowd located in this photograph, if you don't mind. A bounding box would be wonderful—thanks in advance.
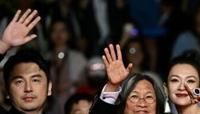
[0,0,200,114]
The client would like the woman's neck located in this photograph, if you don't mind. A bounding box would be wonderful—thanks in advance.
[176,103,200,114]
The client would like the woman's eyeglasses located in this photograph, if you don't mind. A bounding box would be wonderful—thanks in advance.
[128,93,155,104]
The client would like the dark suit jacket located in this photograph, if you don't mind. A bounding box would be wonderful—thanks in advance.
[0,106,7,114]
[0,54,8,114]
[89,95,119,114]
[7,107,47,114]
[0,54,5,61]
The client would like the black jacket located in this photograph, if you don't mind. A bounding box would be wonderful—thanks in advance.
[0,54,5,61]
[0,106,7,114]
[7,107,24,114]
[89,95,119,114]
[0,54,7,114]
[7,107,46,114]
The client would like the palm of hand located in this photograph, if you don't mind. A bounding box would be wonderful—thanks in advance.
[103,44,132,86]
[1,9,40,47]
[3,22,29,46]
[107,60,129,85]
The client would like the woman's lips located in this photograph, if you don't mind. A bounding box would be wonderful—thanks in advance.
[176,93,188,97]
[136,110,148,114]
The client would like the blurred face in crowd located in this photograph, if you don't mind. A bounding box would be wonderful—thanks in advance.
[70,100,92,114]
[8,62,52,113]
[168,63,199,106]
[51,21,70,47]
[126,42,144,69]
[195,10,200,35]
[124,80,156,114]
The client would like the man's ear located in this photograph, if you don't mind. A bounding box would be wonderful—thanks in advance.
[47,81,52,96]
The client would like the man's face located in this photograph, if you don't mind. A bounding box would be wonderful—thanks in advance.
[8,62,52,113]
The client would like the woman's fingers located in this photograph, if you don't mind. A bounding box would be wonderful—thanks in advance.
[103,44,124,67]
[116,44,122,60]
[184,84,200,103]
[184,84,195,99]
[102,55,109,68]
[104,47,112,64]
[127,63,133,72]
[109,44,116,61]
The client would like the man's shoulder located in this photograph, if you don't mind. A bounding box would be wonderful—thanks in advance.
[7,107,23,114]
[0,106,8,114]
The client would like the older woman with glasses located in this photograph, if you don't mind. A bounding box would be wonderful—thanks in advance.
[119,73,165,114]
[89,44,165,114]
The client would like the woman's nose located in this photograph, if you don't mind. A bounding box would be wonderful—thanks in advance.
[137,98,147,107]
[178,81,185,91]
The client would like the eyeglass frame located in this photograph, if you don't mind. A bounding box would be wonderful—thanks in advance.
[127,93,156,104]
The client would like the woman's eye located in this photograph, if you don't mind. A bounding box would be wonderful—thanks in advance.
[131,94,138,98]
[187,80,196,83]
[146,95,153,98]
[170,78,178,82]
[130,94,138,100]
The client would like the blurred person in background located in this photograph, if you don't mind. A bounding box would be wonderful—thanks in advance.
[77,56,106,95]
[119,23,151,73]
[157,0,190,78]
[126,0,162,71]
[46,19,87,114]
[71,0,131,58]
[122,38,146,73]
[172,6,200,58]
[64,93,93,114]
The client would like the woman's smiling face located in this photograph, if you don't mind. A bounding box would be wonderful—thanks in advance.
[124,79,156,114]
[168,63,199,106]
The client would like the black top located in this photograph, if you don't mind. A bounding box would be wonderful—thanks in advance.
[8,107,46,114]
[0,106,7,114]
[89,96,119,114]
[0,54,5,61]
[0,55,7,114]
[7,107,24,114]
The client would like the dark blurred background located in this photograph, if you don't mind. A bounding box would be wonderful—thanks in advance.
[0,0,200,114]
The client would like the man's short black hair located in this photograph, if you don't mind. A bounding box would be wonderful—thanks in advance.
[3,48,50,89]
